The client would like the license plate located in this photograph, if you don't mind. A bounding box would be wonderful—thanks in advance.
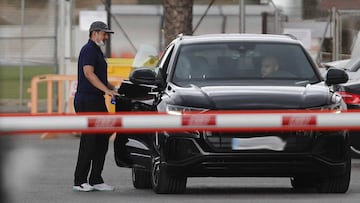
[231,136,286,151]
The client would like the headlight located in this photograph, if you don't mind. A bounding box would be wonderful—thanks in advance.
[330,93,342,104]
[308,104,343,111]
[166,104,209,115]
[308,93,346,111]
[326,92,347,110]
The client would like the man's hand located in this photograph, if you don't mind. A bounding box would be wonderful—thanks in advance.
[105,89,120,98]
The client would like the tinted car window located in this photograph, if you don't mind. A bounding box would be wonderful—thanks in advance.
[172,42,317,85]
[155,44,175,75]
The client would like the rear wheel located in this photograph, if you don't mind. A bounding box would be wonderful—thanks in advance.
[151,154,187,194]
[132,168,151,189]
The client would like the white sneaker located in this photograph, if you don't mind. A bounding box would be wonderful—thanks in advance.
[93,183,114,191]
[73,183,94,192]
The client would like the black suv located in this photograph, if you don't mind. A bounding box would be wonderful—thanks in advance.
[114,34,350,194]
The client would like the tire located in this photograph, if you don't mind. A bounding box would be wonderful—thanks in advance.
[290,176,316,190]
[132,168,151,189]
[151,154,187,194]
[292,134,351,193]
[349,131,360,158]
[351,145,360,158]
[316,156,351,193]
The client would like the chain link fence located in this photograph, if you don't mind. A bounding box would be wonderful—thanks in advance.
[0,0,57,107]
[0,0,57,67]
[317,9,360,63]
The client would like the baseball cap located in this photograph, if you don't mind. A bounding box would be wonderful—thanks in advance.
[89,21,114,34]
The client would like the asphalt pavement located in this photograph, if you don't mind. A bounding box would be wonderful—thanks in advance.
[0,99,46,113]
[1,134,360,203]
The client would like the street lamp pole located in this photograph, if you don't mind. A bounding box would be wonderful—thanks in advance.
[106,0,111,58]
[239,0,245,33]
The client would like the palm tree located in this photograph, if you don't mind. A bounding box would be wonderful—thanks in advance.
[163,0,194,46]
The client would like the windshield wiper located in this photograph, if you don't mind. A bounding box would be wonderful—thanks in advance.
[295,80,310,86]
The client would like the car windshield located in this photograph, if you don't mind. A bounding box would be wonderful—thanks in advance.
[172,42,319,85]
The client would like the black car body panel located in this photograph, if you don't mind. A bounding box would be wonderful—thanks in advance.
[324,57,360,157]
[114,34,351,194]
[161,83,331,110]
[337,80,360,156]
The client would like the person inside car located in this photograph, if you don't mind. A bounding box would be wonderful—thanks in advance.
[260,55,280,77]
[260,55,296,78]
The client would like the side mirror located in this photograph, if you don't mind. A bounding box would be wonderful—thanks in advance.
[325,68,348,85]
[129,68,158,85]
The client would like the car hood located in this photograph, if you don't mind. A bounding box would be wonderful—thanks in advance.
[168,84,331,110]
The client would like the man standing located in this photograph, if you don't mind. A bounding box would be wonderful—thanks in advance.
[73,21,119,192]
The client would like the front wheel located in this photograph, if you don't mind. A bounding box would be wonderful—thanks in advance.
[290,176,316,190]
[151,154,187,194]
[316,156,351,193]
[132,168,151,189]
[351,145,360,158]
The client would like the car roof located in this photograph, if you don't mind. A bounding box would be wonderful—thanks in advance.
[175,33,301,45]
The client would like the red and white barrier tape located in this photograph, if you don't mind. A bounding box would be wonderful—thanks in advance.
[1,110,360,134]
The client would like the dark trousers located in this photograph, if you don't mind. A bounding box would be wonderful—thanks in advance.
[73,100,110,186]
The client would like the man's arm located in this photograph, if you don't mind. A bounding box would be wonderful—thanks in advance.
[83,65,119,97]
[107,82,116,91]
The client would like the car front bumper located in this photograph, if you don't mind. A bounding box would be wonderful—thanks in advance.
[163,153,347,178]
[161,131,349,178]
